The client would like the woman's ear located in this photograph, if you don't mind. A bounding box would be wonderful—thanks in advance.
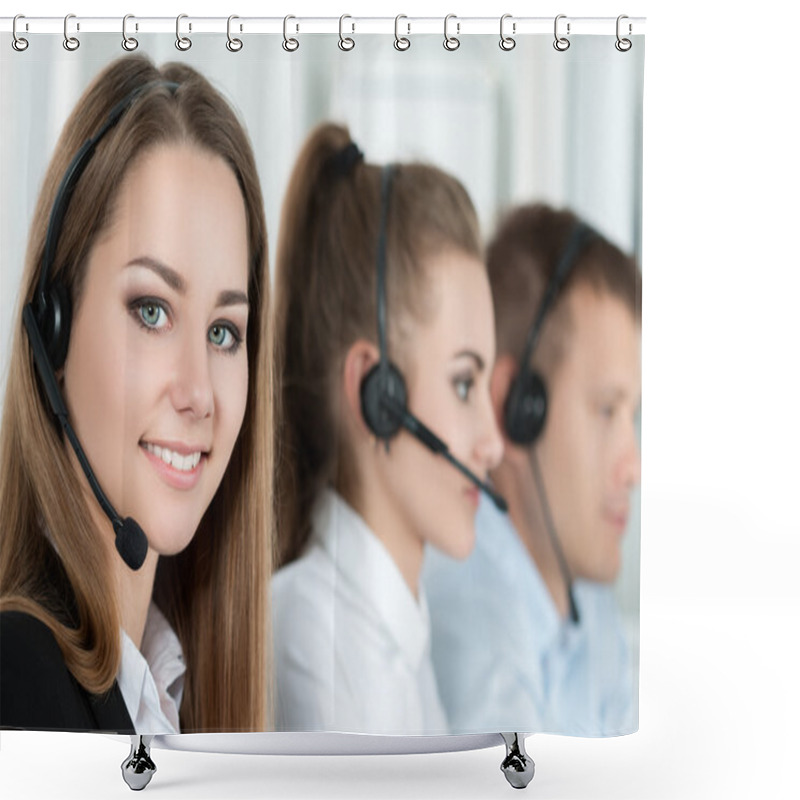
[490,353,528,466]
[342,339,381,436]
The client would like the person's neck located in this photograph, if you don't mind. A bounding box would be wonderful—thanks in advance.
[113,549,159,649]
[492,460,570,619]
[342,480,425,602]
[89,503,158,650]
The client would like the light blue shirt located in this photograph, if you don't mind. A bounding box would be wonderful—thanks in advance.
[422,497,635,737]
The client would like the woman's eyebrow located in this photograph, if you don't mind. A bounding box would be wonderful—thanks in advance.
[125,256,185,293]
[125,257,248,307]
[451,350,485,371]
[217,289,249,308]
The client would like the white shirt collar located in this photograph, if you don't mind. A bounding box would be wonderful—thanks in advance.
[117,602,185,734]
[312,489,430,670]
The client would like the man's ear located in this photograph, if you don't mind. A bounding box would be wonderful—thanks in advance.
[490,353,529,467]
[342,339,381,436]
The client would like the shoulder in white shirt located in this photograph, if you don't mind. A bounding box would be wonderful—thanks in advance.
[271,489,448,735]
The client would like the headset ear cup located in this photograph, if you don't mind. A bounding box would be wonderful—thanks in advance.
[42,280,72,371]
[504,369,548,446]
[360,361,408,440]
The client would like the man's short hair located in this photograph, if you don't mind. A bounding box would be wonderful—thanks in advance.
[487,203,641,378]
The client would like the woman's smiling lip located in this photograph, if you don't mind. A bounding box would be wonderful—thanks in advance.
[140,439,209,490]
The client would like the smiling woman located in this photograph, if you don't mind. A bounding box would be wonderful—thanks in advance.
[0,55,272,734]
[66,145,250,559]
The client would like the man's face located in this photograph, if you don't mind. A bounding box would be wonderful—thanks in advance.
[535,283,641,583]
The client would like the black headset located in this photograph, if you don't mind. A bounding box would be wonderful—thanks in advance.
[23,80,179,571]
[503,220,596,446]
[358,164,507,513]
[501,218,596,624]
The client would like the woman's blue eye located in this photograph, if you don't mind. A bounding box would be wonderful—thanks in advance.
[453,375,474,402]
[136,300,167,329]
[208,322,241,353]
[131,299,241,353]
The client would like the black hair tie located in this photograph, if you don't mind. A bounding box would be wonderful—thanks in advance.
[329,142,364,178]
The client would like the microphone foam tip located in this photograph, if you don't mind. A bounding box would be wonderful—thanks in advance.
[115,518,148,571]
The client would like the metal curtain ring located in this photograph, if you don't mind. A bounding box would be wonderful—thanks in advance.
[283,15,299,52]
[175,14,192,51]
[63,13,80,51]
[615,14,632,52]
[553,14,570,51]
[443,14,460,51]
[12,14,29,51]
[122,14,139,51]
[227,15,243,52]
[394,15,410,51]
[338,14,355,51]
[500,13,516,51]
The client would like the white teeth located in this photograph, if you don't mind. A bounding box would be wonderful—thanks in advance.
[144,443,202,472]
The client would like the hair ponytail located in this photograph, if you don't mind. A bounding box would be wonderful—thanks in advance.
[274,122,482,568]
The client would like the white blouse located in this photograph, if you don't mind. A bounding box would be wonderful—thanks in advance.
[271,489,448,735]
[117,603,185,734]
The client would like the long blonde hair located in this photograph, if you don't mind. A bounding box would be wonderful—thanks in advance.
[0,55,272,732]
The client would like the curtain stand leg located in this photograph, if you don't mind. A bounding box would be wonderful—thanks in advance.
[500,732,535,789]
[121,734,156,791]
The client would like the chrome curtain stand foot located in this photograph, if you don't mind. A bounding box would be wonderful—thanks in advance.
[121,735,156,791]
[500,732,535,789]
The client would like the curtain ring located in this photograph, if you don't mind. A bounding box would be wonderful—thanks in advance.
[394,15,410,51]
[226,15,243,52]
[283,15,299,52]
[499,14,516,51]
[175,14,192,51]
[615,15,632,52]
[122,14,139,51]
[443,14,460,51]
[338,14,355,51]
[63,13,80,51]
[12,14,29,51]
[553,14,570,51]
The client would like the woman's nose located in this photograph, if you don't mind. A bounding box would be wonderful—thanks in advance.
[170,332,214,419]
[475,395,504,472]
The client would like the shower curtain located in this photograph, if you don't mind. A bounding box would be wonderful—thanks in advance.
[1,10,644,774]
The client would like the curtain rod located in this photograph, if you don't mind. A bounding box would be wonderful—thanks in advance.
[2,15,646,37]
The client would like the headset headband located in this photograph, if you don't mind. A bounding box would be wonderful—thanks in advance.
[37,80,180,308]
[517,219,596,376]
[375,164,397,370]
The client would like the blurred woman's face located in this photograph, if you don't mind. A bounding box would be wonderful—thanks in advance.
[377,248,504,560]
[62,143,250,557]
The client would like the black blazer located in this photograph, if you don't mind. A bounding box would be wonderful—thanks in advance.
[0,610,134,732]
